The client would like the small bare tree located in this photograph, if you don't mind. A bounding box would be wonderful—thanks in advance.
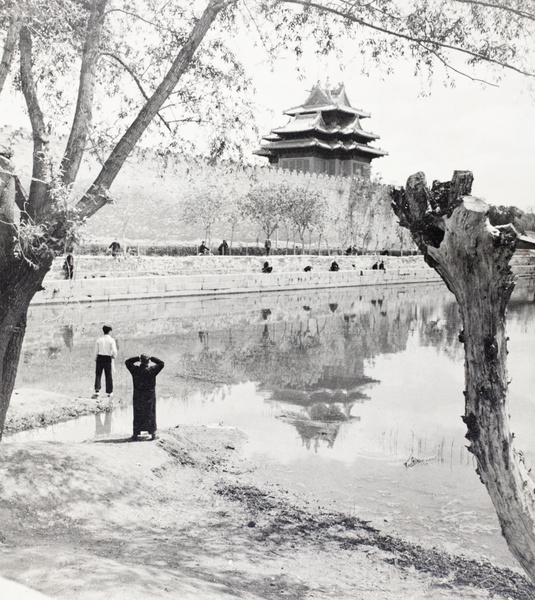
[240,182,290,241]
[287,186,328,253]
[181,183,224,248]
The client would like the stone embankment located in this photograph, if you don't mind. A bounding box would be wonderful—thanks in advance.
[33,251,535,305]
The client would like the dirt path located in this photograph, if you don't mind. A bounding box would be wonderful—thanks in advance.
[1,424,533,600]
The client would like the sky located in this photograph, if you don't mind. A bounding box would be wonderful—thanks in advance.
[248,53,535,210]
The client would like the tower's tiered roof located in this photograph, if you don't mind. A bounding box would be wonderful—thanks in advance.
[255,82,387,162]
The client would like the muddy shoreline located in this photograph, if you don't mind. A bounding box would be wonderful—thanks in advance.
[4,388,119,435]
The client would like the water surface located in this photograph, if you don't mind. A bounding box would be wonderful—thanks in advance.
[8,280,535,570]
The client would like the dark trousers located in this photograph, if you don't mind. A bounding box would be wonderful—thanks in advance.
[95,355,113,394]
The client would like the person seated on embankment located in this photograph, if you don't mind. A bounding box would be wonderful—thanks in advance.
[329,261,339,272]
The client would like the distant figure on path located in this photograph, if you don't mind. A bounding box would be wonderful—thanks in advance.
[218,240,229,255]
[379,261,386,271]
[262,261,273,273]
[372,262,379,270]
[264,238,271,256]
[125,355,165,441]
[329,261,339,272]
[93,326,117,399]
[304,265,312,272]
[109,240,121,257]
[198,241,209,255]
[62,254,74,279]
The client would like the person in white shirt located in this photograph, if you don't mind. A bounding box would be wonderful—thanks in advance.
[93,325,117,398]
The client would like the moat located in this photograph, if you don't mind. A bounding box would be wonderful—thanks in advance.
[8,280,535,570]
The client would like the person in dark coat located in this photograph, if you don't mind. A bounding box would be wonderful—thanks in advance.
[218,240,229,255]
[329,261,339,272]
[109,240,121,257]
[262,261,273,273]
[62,254,74,279]
[125,355,165,441]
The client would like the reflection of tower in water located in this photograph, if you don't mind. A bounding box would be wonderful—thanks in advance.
[269,372,376,452]
[289,402,361,452]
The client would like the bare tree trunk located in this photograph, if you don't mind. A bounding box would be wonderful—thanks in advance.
[0,156,53,438]
[0,14,20,95]
[61,0,108,187]
[391,170,535,583]
[0,258,51,439]
[19,25,49,219]
[229,225,235,255]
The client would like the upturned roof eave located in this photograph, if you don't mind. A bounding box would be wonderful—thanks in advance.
[271,124,380,140]
[255,138,388,157]
[284,105,371,118]
[253,148,274,157]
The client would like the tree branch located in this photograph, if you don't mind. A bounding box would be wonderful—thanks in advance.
[0,14,21,96]
[19,25,48,219]
[419,42,499,86]
[76,0,236,219]
[281,0,535,77]
[61,0,108,188]
[100,52,172,132]
[103,7,171,29]
[454,0,535,22]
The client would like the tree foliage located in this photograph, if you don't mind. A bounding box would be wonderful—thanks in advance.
[488,204,535,234]
[286,185,328,250]
[181,182,225,246]
[263,0,535,85]
[241,181,328,248]
[240,181,291,239]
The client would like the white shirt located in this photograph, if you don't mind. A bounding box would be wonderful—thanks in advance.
[96,334,117,358]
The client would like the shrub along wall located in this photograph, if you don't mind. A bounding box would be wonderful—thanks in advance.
[79,243,419,258]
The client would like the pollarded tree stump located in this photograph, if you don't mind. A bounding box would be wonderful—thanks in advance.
[391,171,535,583]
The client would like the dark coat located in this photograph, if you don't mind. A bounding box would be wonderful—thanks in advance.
[125,357,164,434]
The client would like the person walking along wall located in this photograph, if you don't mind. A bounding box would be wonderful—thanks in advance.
[93,325,117,398]
[125,355,165,441]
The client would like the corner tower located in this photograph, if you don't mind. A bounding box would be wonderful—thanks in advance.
[254,81,387,178]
